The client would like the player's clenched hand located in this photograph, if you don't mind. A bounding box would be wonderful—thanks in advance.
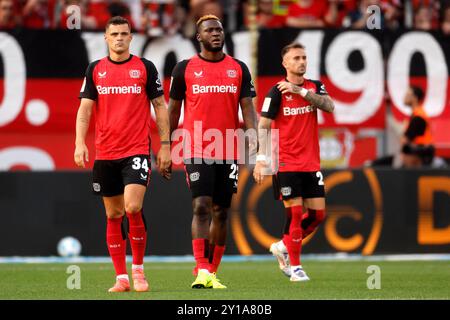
[162,164,172,180]
[277,81,301,95]
[156,145,172,179]
[253,160,267,185]
[74,144,89,168]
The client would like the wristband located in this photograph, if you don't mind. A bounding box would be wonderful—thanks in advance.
[160,141,170,145]
[256,155,267,162]
[299,87,309,97]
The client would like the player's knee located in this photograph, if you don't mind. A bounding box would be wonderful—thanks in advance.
[106,209,124,219]
[193,201,211,220]
[212,206,228,223]
[125,202,142,214]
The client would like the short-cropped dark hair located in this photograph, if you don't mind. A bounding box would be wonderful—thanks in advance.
[106,16,131,32]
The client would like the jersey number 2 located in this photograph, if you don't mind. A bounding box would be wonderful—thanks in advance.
[316,171,324,185]
[229,164,238,180]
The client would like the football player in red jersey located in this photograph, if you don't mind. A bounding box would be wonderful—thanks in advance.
[253,42,334,282]
[74,16,171,292]
[168,15,258,289]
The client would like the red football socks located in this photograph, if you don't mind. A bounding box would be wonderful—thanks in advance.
[106,216,127,276]
[283,207,293,236]
[286,205,303,266]
[302,209,326,238]
[193,238,210,270]
[208,244,225,273]
[127,211,147,266]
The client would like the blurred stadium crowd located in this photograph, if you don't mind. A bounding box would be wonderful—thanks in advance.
[0,0,449,36]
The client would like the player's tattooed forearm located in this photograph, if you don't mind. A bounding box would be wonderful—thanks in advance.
[155,111,170,140]
[156,119,168,139]
[152,96,167,109]
[304,92,335,113]
[152,96,170,140]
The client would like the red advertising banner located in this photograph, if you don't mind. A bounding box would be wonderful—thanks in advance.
[0,29,448,170]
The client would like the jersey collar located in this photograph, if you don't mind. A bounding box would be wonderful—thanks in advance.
[108,54,133,65]
[197,53,226,63]
[285,78,305,86]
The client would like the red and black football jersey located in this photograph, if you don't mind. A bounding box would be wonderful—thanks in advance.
[169,54,256,160]
[261,78,327,172]
[79,55,163,160]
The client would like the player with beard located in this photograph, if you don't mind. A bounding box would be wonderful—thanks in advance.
[253,43,334,281]
[168,15,257,289]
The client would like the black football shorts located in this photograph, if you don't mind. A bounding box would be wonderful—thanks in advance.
[273,171,325,200]
[184,158,238,208]
[92,154,151,197]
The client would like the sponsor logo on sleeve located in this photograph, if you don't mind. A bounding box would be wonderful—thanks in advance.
[80,78,86,92]
[262,97,271,112]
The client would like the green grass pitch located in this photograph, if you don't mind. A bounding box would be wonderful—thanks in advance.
[1,260,449,300]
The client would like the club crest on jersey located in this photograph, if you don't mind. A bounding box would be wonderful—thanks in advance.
[194,71,203,78]
[98,71,107,78]
[190,172,200,182]
[285,95,293,101]
[129,70,141,79]
[93,183,101,192]
[281,187,292,196]
[227,69,237,78]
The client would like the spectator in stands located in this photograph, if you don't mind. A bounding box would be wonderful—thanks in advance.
[286,0,338,28]
[0,0,18,28]
[56,0,98,29]
[414,5,433,30]
[192,0,223,20]
[183,0,223,37]
[248,0,287,29]
[87,0,134,30]
[382,0,403,29]
[22,0,54,28]
[332,0,356,27]
[141,0,184,37]
[442,4,450,35]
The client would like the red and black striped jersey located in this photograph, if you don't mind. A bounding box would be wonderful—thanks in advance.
[261,78,327,172]
[79,55,163,160]
[169,54,256,160]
